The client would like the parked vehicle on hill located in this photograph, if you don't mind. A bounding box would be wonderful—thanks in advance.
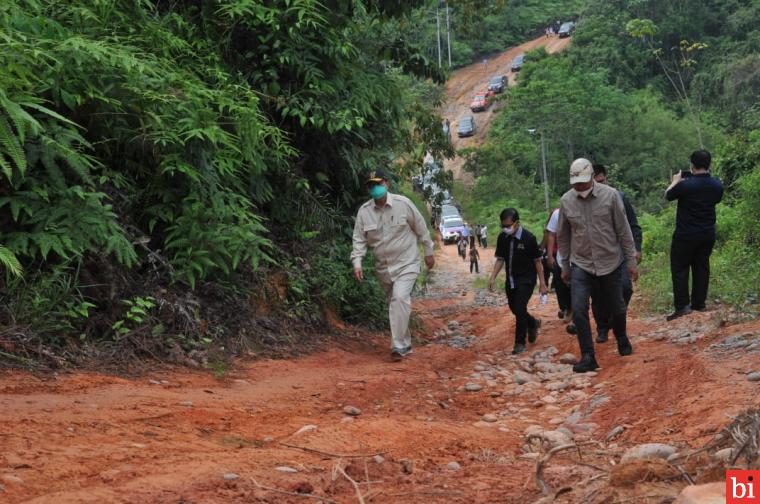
[441,204,459,218]
[440,217,465,244]
[457,116,476,137]
[558,21,575,38]
[488,75,507,93]
[511,54,525,72]
[470,93,491,112]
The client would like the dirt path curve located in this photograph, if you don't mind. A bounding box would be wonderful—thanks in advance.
[2,39,760,503]
[1,237,758,503]
[442,35,572,183]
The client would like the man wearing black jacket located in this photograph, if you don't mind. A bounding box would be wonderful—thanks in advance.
[488,208,548,355]
[591,164,643,343]
[665,150,724,321]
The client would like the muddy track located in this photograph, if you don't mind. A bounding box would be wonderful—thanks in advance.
[1,37,759,504]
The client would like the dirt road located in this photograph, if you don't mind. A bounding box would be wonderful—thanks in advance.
[1,236,758,502]
[443,35,572,182]
[2,36,759,504]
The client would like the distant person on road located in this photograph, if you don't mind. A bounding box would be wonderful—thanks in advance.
[351,169,435,361]
[557,159,638,373]
[481,225,488,248]
[488,208,548,355]
[469,244,480,274]
[665,150,724,321]
[476,224,483,247]
[591,164,642,343]
[457,233,467,261]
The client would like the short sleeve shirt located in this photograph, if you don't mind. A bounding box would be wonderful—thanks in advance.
[494,227,541,287]
[545,209,562,265]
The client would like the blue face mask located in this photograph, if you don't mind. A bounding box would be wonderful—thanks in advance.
[369,184,387,200]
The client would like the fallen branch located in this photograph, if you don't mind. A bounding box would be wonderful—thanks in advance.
[281,442,385,459]
[335,462,365,504]
[251,478,338,503]
[535,443,578,495]
[673,462,696,485]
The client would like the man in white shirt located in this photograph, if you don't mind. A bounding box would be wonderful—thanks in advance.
[351,169,435,360]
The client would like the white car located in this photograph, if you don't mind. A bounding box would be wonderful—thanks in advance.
[439,217,465,244]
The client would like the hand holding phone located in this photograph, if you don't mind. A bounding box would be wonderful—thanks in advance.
[680,170,692,178]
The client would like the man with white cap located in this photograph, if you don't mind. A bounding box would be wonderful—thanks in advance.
[351,169,435,360]
[556,159,638,373]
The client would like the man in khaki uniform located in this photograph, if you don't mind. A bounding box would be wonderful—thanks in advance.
[351,169,435,360]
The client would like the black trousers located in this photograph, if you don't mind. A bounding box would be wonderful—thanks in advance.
[470,260,479,273]
[670,238,715,310]
[592,263,633,335]
[553,262,571,312]
[571,264,627,356]
[506,280,537,345]
[541,257,552,287]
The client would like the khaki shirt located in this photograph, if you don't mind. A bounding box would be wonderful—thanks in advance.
[557,182,636,276]
[351,193,434,281]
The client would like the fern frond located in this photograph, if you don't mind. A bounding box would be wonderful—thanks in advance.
[0,245,22,277]
[0,116,26,178]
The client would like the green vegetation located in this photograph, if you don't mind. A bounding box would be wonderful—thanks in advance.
[403,0,583,68]
[2,0,758,368]
[462,0,759,315]
[0,0,450,367]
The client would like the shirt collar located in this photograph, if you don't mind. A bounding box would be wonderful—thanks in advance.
[373,192,394,208]
[507,226,523,240]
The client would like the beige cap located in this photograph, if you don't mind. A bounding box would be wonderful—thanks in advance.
[569,158,593,184]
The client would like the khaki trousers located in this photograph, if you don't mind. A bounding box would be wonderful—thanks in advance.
[377,269,418,350]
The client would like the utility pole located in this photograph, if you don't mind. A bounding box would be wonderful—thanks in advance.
[436,4,442,68]
[528,128,550,212]
[445,1,451,68]
[540,132,550,212]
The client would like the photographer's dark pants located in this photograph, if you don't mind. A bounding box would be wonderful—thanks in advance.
[592,264,632,335]
[506,279,537,345]
[670,238,715,310]
[553,262,571,312]
[571,264,627,356]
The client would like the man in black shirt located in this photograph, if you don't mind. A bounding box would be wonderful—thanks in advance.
[665,149,724,321]
[487,208,548,354]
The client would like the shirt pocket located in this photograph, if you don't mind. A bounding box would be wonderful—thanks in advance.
[363,223,380,244]
[565,210,584,232]
[591,208,612,236]
[390,214,409,240]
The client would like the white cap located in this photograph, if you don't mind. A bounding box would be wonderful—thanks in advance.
[569,158,593,184]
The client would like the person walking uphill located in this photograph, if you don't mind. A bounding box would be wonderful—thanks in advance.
[591,164,642,343]
[351,169,435,360]
[665,150,724,321]
[557,159,638,373]
[488,208,548,355]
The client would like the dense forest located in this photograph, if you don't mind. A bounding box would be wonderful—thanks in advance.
[1,0,758,368]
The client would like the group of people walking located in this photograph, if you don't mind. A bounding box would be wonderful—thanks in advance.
[350,150,723,368]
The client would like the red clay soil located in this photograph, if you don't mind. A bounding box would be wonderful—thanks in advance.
[1,36,759,504]
[1,241,758,503]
